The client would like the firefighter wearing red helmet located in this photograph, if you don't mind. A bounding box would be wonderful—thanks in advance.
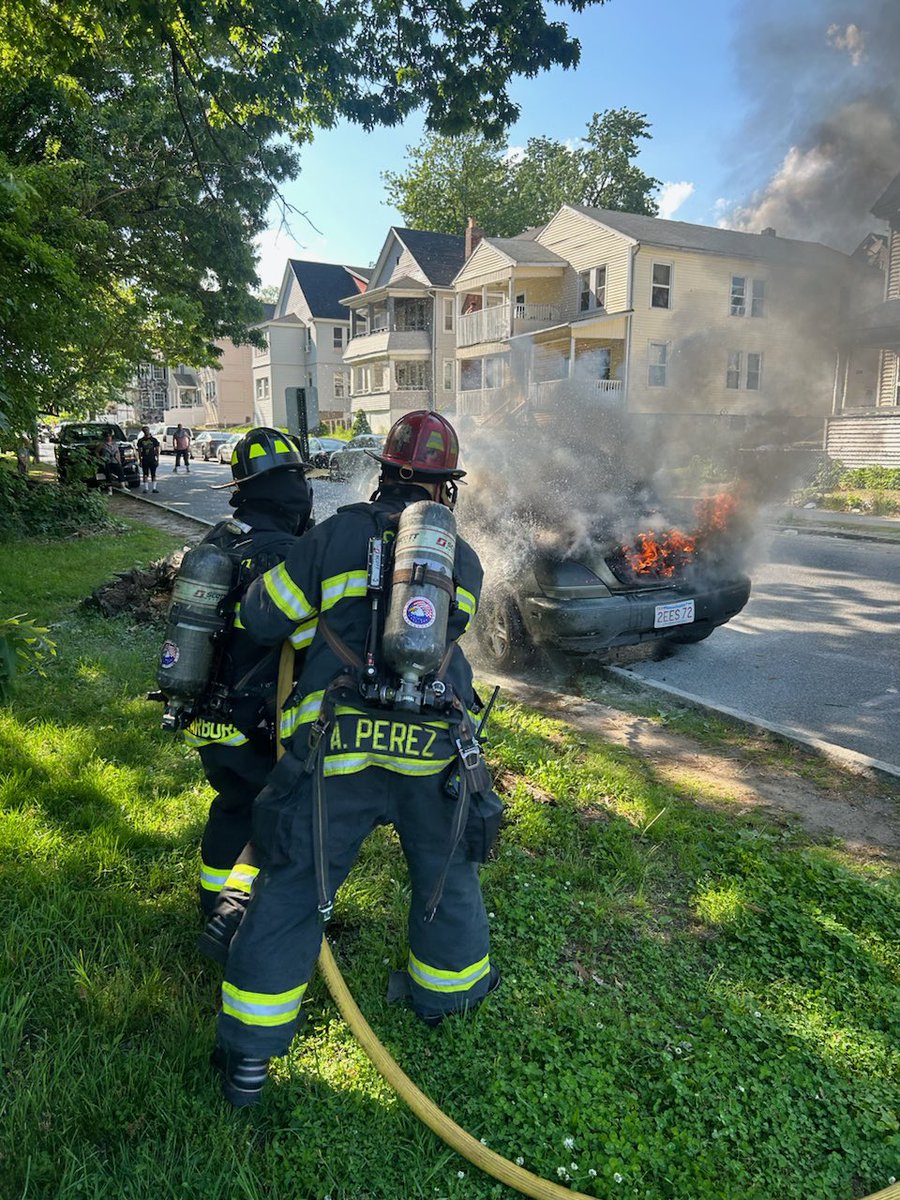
[207,410,500,1107]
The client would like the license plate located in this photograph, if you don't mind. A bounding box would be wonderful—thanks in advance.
[654,599,695,629]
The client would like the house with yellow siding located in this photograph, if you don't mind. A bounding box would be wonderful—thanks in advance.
[452,205,876,446]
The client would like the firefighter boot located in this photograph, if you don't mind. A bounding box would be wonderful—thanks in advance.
[418,965,502,1028]
[211,1045,269,1108]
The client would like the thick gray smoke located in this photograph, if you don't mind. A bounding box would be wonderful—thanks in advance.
[725,0,900,249]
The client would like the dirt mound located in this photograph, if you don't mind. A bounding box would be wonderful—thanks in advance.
[83,551,185,623]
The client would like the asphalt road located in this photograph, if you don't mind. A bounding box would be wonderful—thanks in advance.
[608,527,900,773]
[62,448,898,774]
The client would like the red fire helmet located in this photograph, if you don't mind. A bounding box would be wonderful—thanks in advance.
[367,410,466,479]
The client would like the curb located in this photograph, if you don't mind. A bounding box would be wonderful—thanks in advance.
[115,489,215,529]
[604,667,900,782]
[771,520,900,545]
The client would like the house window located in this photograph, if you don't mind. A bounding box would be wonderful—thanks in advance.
[648,342,668,387]
[726,351,763,390]
[750,279,766,318]
[746,352,763,389]
[726,351,742,389]
[333,326,343,350]
[395,361,428,390]
[731,276,766,317]
[442,359,454,391]
[651,262,672,309]
[594,266,607,309]
[333,371,346,399]
[255,376,270,401]
[152,365,165,380]
[443,298,454,332]
[372,364,386,391]
[578,271,592,312]
[305,328,312,352]
[730,276,746,317]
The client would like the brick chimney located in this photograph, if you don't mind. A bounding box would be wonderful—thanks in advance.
[465,216,484,259]
[760,227,777,237]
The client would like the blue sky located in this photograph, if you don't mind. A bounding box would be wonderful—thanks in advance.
[253,0,833,285]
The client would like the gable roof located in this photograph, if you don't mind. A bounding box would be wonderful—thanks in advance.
[288,260,367,319]
[481,237,567,266]
[566,205,850,269]
[392,228,467,286]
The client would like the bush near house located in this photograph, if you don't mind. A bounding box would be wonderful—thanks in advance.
[350,408,373,437]
[0,522,897,1200]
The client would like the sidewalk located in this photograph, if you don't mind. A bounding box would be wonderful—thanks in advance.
[768,503,900,543]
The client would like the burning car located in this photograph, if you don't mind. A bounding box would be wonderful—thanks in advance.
[469,481,751,670]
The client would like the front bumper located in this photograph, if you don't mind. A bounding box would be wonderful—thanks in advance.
[521,575,751,653]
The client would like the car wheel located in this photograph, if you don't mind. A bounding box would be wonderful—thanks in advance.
[480,593,531,669]
[329,460,343,482]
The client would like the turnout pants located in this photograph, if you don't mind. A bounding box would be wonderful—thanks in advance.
[198,738,272,914]
[218,754,492,1058]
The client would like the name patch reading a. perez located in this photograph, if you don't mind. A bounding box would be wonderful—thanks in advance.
[160,641,179,668]
[329,717,439,758]
[403,596,436,628]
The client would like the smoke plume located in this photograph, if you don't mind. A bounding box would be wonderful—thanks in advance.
[724,0,900,249]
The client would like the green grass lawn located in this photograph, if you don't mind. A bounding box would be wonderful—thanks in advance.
[0,525,897,1200]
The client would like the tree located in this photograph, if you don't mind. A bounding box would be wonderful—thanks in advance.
[1,0,608,432]
[383,108,660,237]
[350,409,372,437]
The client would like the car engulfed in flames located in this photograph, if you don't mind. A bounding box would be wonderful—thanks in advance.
[474,491,751,669]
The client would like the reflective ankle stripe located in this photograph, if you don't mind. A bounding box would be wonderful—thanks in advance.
[222,862,259,896]
[200,862,230,894]
[407,951,491,994]
[221,981,307,1027]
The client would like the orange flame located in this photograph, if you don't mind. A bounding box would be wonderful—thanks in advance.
[620,492,741,577]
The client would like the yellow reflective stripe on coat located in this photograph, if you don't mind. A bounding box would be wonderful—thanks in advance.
[320,570,368,613]
[280,689,325,739]
[456,585,477,630]
[200,861,230,894]
[222,862,259,896]
[289,616,318,649]
[323,752,454,778]
[263,561,315,622]
[184,719,249,748]
[233,601,244,630]
[407,951,491,993]
[222,980,307,1026]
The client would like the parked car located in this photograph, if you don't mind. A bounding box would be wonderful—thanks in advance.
[470,489,751,669]
[215,432,243,464]
[308,436,346,469]
[151,424,194,453]
[53,422,142,490]
[328,434,385,481]
[193,430,233,461]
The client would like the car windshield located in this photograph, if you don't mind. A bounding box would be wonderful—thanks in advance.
[63,424,126,441]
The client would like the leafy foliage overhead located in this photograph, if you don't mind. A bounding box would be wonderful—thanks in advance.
[1,0,608,431]
[383,108,660,237]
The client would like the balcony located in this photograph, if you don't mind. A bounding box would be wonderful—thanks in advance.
[345,325,432,361]
[457,303,561,348]
[530,378,623,407]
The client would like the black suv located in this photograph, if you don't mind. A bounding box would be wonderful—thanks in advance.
[53,422,142,490]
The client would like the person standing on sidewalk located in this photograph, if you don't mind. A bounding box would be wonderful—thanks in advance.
[173,424,192,473]
[136,426,160,492]
[96,430,124,493]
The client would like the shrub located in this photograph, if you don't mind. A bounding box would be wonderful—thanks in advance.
[350,408,372,437]
[0,465,114,539]
[0,614,56,700]
[839,465,900,490]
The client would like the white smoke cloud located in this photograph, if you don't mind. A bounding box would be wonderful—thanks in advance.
[826,22,865,66]
[657,181,695,219]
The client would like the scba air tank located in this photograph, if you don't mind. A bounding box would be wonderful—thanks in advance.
[383,501,457,708]
[156,543,235,728]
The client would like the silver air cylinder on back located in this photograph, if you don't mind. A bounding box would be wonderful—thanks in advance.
[383,501,457,710]
[156,543,234,729]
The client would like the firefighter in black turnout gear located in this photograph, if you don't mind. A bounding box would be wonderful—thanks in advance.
[185,428,313,919]
[213,411,500,1108]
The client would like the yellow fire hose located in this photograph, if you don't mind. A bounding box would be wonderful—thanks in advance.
[275,644,899,1200]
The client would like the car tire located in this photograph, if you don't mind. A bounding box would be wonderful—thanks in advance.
[480,593,532,669]
[329,460,343,482]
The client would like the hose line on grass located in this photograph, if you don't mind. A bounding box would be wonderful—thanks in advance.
[275,642,899,1200]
